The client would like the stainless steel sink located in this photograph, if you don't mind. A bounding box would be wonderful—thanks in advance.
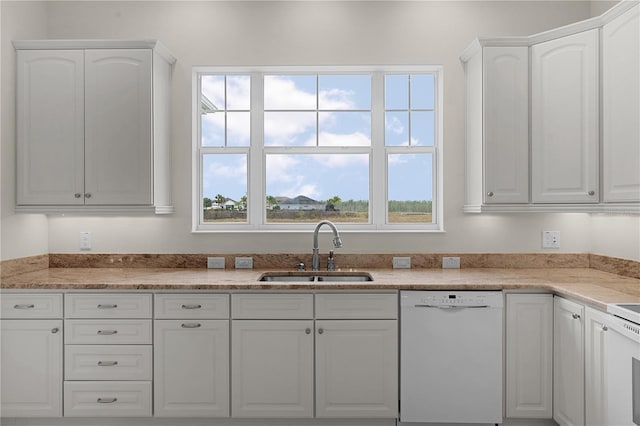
[258,272,373,282]
[316,274,373,282]
[258,274,315,282]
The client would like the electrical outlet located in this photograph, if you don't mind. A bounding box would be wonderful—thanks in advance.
[442,256,461,269]
[207,257,225,269]
[542,231,560,249]
[235,257,253,269]
[79,232,91,250]
[392,257,411,269]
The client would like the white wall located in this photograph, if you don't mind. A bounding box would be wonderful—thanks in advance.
[0,1,50,261]
[2,1,638,260]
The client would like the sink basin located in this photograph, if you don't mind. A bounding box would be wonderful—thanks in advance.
[258,272,373,282]
[258,273,315,282]
[316,273,373,282]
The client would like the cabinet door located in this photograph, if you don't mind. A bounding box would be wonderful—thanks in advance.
[553,296,585,426]
[231,320,313,418]
[0,320,63,417]
[585,307,610,426]
[483,46,529,204]
[84,49,152,205]
[532,30,599,203]
[505,294,553,418]
[603,5,640,202]
[16,50,84,205]
[315,320,397,418]
[154,320,229,417]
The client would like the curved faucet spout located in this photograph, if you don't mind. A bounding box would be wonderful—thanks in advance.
[312,220,343,271]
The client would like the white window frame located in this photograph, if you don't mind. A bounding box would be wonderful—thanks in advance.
[192,65,444,232]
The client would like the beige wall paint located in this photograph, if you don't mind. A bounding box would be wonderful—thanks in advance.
[2,1,638,261]
[1,1,50,261]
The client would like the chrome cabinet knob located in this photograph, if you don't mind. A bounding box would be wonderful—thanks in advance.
[74,193,82,198]
[572,313,581,320]
[305,328,311,334]
[602,325,608,331]
[51,327,59,334]
[588,191,595,196]
[84,193,92,199]
[318,328,324,334]
[487,192,494,197]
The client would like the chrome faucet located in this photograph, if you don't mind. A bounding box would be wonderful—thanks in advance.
[312,220,343,271]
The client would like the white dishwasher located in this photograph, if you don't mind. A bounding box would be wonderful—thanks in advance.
[400,291,503,425]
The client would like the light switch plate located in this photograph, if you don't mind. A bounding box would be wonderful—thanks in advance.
[235,257,253,269]
[207,257,225,269]
[442,256,461,269]
[79,232,91,250]
[392,257,411,269]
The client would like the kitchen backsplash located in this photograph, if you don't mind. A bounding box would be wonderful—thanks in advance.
[2,252,638,280]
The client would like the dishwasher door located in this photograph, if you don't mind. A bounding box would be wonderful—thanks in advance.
[400,291,503,424]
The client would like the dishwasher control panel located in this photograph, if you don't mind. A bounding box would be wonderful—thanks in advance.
[401,291,504,308]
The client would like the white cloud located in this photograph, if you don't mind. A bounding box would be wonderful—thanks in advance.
[317,131,370,147]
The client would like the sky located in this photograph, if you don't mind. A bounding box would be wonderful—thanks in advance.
[201,73,434,204]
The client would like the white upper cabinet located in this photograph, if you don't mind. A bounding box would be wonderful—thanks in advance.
[84,49,152,206]
[463,44,529,211]
[15,40,175,214]
[483,47,529,204]
[16,50,85,206]
[531,29,599,204]
[462,1,639,213]
[602,5,640,202]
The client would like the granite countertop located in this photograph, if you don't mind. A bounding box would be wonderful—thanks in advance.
[2,267,639,310]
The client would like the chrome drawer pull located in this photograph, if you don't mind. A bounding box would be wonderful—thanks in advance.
[98,361,118,367]
[181,304,202,309]
[13,304,35,309]
[97,398,117,404]
[97,304,118,309]
[97,330,118,335]
[181,323,201,328]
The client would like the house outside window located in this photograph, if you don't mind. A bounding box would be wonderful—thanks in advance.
[193,66,443,232]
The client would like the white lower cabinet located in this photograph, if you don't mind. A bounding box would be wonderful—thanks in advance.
[585,306,610,426]
[154,319,230,417]
[231,319,315,418]
[230,292,398,419]
[554,296,585,426]
[63,381,151,417]
[505,294,553,419]
[0,319,63,417]
[315,320,397,418]
[63,293,153,418]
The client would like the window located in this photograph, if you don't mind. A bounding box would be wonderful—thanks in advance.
[193,66,443,231]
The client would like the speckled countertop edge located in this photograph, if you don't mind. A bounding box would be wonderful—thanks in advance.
[2,267,638,311]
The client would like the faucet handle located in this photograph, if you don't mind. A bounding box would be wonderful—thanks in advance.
[327,251,335,271]
[296,262,306,271]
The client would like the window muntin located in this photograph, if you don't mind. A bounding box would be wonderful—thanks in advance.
[194,66,442,231]
[201,75,251,147]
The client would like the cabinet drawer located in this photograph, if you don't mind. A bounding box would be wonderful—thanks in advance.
[63,381,151,417]
[65,345,152,381]
[155,294,229,319]
[65,294,152,318]
[232,294,313,319]
[315,293,398,319]
[65,320,152,344]
[1,293,63,318]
